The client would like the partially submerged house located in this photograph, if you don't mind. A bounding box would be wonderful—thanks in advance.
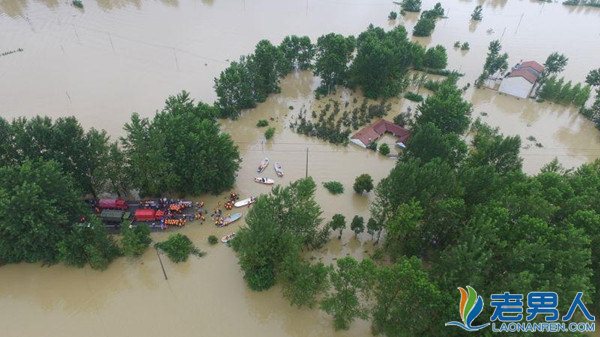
[498,60,545,99]
[350,119,411,149]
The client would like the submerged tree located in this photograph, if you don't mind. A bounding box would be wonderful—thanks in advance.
[121,91,241,196]
[329,214,347,239]
[423,45,447,70]
[476,40,508,86]
[314,33,356,95]
[321,257,376,330]
[0,160,88,264]
[471,5,483,21]
[155,233,204,263]
[58,218,121,270]
[231,178,326,291]
[279,35,315,72]
[400,0,422,12]
[543,52,569,75]
[353,174,374,194]
[349,26,414,99]
[121,223,152,257]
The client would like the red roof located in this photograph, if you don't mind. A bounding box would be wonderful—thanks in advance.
[507,68,539,84]
[351,119,411,147]
[520,61,544,73]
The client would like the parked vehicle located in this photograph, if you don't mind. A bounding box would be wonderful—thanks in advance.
[98,198,128,210]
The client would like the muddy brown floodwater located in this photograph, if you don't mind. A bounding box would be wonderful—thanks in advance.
[1,0,600,336]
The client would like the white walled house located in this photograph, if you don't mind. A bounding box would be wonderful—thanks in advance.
[498,61,544,99]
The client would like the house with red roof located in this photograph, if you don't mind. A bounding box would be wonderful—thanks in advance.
[350,119,411,149]
[498,60,545,99]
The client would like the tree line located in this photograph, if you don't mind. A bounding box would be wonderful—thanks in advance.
[215,25,449,119]
[0,92,240,268]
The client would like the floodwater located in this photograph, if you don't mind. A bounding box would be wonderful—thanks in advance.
[1,0,600,336]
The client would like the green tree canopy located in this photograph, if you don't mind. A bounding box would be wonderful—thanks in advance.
[58,218,121,270]
[279,35,315,72]
[353,173,374,194]
[121,91,241,196]
[314,33,356,94]
[544,52,569,75]
[0,160,87,264]
[414,82,472,134]
[349,26,413,99]
[423,45,447,70]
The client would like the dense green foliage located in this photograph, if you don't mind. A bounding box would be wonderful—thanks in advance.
[538,76,591,107]
[314,33,356,95]
[231,178,328,291]
[412,15,436,37]
[279,35,315,73]
[121,224,152,257]
[321,257,376,330]
[367,79,600,335]
[208,235,219,245]
[0,160,87,264]
[400,0,421,12]
[388,11,397,20]
[415,82,472,134]
[349,26,415,99]
[423,45,447,70]
[0,115,125,198]
[58,219,121,270]
[323,181,345,194]
[471,5,483,21]
[155,234,204,263]
[121,91,240,197]
[353,174,374,194]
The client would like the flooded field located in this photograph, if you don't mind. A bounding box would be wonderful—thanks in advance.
[2,0,600,336]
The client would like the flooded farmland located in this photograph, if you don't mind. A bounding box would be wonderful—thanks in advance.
[1,0,600,336]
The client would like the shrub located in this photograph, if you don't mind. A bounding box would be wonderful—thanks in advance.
[72,0,83,8]
[461,42,470,51]
[265,127,276,140]
[353,174,374,194]
[121,223,152,257]
[379,143,391,156]
[155,234,205,263]
[323,181,344,195]
[367,142,378,151]
[454,41,461,48]
[208,235,219,245]
[404,92,424,102]
[257,119,269,127]
[388,11,398,20]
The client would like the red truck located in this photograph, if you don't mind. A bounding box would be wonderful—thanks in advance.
[134,209,159,222]
[98,199,128,210]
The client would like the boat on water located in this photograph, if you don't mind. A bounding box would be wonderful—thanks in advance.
[274,162,283,177]
[234,197,256,208]
[219,213,242,227]
[254,177,274,185]
[221,233,236,243]
[257,158,269,173]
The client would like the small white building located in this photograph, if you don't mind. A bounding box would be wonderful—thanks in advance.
[498,61,544,99]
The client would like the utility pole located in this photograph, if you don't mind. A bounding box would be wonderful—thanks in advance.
[155,247,168,280]
[305,147,309,178]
